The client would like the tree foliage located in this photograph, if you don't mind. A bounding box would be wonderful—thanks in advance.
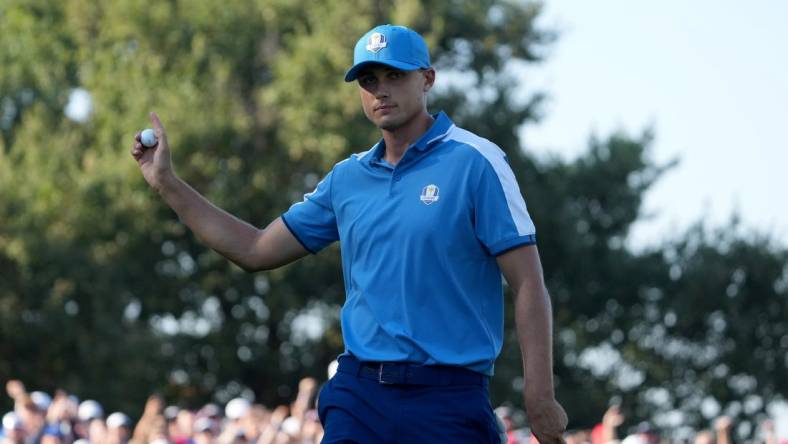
[1,0,785,439]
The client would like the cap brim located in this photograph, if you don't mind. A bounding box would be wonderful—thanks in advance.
[344,60,424,82]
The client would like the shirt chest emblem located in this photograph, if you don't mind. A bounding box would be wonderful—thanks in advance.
[420,184,440,205]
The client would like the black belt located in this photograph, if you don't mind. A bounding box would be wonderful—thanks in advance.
[337,354,488,386]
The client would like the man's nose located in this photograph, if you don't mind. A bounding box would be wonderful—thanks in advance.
[374,81,390,98]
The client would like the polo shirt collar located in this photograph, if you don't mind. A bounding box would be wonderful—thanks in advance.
[367,111,454,165]
[412,111,453,151]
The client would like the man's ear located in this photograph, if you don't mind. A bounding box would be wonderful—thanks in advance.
[422,68,436,92]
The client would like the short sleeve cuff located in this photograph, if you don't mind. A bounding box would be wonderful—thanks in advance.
[488,234,537,256]
[280,213,317,254]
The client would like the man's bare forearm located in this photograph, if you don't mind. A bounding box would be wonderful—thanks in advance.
[498,246,566,442]
[156,173,263,271]
[514,280,556,400]
[131,115,306,272]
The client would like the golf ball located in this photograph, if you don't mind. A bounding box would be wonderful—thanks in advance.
[140,128,158,147]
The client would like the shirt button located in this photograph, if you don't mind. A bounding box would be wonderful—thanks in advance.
[393,175,401,182]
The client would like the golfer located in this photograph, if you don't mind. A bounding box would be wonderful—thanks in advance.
[131,24,567,444]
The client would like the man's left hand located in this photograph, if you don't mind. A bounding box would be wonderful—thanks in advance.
[525,396,568,444]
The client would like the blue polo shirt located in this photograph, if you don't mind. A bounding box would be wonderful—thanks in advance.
[281,112,536,374]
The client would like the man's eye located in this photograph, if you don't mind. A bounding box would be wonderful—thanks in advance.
[360,76,376,86]
[388,71,404,79]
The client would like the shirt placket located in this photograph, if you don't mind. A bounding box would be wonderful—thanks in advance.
[389,147,422,194]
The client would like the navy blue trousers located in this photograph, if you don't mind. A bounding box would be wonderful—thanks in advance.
[318,356,501,443]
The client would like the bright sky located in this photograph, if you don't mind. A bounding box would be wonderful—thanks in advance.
[522,1,788,248]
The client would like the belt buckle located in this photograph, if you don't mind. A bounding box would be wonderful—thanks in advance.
[378,363,394,384]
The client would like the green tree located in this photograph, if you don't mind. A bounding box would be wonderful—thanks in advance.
[0,0,552,414]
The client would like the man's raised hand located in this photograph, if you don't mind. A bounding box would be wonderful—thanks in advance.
[131,112,174,190]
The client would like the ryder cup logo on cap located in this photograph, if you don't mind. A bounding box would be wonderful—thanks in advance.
[420,184,440,205]
[345,24,431,82]
[366,32,387,53]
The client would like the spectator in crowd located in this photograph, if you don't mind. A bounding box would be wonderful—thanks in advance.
[296,410,321,444]
[621,422,660,444]
[287,378,316,432]
[42,392,73,444]
[216,398,251,444]
[694,429,715,444]
[191,417,215,444]
[257,405,288,444]
[5,381,46,444]
[171,407,195,444]
[591,404,625,444]
[143,416,168,444]
[694,416,736,444]
[39,425,62,444]
[130,395,164,444]
[162,406,180,444]
[2,412,26,444]
[195,405,221,437]
[76,400,105,444]
[713,416,733,444]
[105,413,132,444]
[495,406,517,444]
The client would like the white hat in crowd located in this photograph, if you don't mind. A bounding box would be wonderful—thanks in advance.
[77,400,104,422]
[224,398,250,420]
[106,412,132,429]
[198,403,220,418]
[193,417,213,434]
[30,391,52,412]
[163,406,180,422]
[3,412,24,431]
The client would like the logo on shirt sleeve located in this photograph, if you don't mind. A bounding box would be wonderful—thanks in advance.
[420,184,440,205]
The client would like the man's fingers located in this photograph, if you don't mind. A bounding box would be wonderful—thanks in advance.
[149,111,162,130]
[149,111,166,142]
[131,140,148,159]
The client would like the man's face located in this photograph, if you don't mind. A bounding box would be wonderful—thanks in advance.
[357,65,435,131]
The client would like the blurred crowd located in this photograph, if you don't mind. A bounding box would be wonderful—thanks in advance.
[496,403,783,444]
[1,377,323,444]
[2,375,785,444]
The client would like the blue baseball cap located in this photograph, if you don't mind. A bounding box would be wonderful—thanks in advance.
[344,24,431,82]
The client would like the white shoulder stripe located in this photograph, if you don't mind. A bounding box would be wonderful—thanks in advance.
[445,126,535,236]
